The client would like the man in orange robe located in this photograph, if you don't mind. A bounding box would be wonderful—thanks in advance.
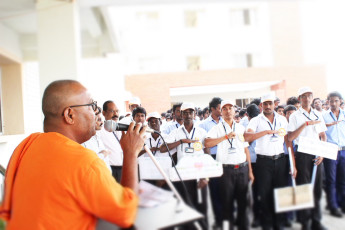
[0,80,146,229]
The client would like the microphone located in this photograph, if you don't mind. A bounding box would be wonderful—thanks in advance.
[104,120,157,134]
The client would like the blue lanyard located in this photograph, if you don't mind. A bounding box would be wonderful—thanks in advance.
[267,117,277,137]
[113,132,120,143]
[181,127,196,148]
[302,111,319,121]
[149,137,161,155]
[222,122,235,148]
[329,111,341,122]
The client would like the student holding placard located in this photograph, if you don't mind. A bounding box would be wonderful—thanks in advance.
[287,87,327,230]
[205,100,254,230]
[245,93,293,230]
[322,91,345,218]
[160,102,209,230]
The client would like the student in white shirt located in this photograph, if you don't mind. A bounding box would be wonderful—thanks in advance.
[160,102,209,230]
[82,107,111,171]
[205,100,253,230]
[287,87,327,230]
[245,93,295,230]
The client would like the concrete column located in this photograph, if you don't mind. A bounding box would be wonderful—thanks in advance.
[1,63,25,135]
[36,0,81,95]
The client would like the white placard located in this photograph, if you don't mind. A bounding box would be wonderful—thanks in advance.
[169,154,223,181]
[297,136,338,160]
[139,156,172,180]
[274,184,314,213]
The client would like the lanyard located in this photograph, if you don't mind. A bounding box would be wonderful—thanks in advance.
[302,111,319,121]
[222,122,235,148]
[149,137,161,155]
[181,127,196,147]
[113,132,120,143]
[175,123,179,129]
[267,117,277,136]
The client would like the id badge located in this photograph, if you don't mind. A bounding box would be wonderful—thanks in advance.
[270,136,279,142]
[185,147,194,153]
[228,147,237,154]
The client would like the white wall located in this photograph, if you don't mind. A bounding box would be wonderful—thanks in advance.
[106,2,273,74]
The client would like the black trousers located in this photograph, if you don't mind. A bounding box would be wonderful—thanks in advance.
[256,155,288,229]
[295,151,323,226]
[251,162,261,222]
[110,165,122,182]
[175,180,208,230]
[209,154,223,226]
[220,164,249,230]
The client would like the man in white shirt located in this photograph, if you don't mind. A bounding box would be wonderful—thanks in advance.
[119,96,141,125]
[82,107,111,171]
[138,112,169,188]
[287,87,327,230]
[99,100,123,182]
[162,103,183,135]
[160,102,209,230]
[245,93,294,230]
[205,100,254,230]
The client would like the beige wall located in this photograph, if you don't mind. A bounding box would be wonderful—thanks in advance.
[269,1,304,67]
[126,65,327,113]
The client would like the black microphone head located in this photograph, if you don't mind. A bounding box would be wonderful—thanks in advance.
[104,120,118,132]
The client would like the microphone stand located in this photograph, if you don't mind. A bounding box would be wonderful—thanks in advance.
[143,145,184,211]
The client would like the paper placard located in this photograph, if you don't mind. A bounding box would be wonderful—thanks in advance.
[139,157,172,180]
[274,184,314,213]
[169,154,223,181]
[297,136,338,160]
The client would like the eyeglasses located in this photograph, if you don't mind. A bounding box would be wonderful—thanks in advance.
[62,101,98,115]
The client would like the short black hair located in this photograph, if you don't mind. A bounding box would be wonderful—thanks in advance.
[286,97,299,106]
[172,103,183,113]
[274,97,280,102]
[103,100,114,111]
[239,109,247,117]
[250,98,261,106]
[202,106,209,115]
[161,112,166,118]
[209,97,222,110]
[132,106,147,118]
[284,105,297,115]
[311,97,322,105]
[274,105,284,112]
[327,91,343,100]
[247,104,260,119]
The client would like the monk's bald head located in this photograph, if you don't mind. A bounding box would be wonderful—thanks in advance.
[42,80,86,118]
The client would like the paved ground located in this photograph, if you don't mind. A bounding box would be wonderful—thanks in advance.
[206,192,345,230]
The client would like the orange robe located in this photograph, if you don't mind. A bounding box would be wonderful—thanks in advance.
[0,132,138,229]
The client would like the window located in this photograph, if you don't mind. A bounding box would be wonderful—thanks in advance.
[234,53,253,68]
[185,11,198,28]
[236,98,252,108]
[136,12,160,30]
[230,8,258,27]
[186,56,200,70]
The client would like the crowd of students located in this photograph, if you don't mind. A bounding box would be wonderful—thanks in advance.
[84,86,345,230]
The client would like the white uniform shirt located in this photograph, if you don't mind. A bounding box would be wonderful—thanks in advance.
[82,132,112,171]
[99,127,123,166]
[165,124,207,161]
[247,112,288,156]
[141,133,168,158]
[207,121,249,165]
[287,107,327,145]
